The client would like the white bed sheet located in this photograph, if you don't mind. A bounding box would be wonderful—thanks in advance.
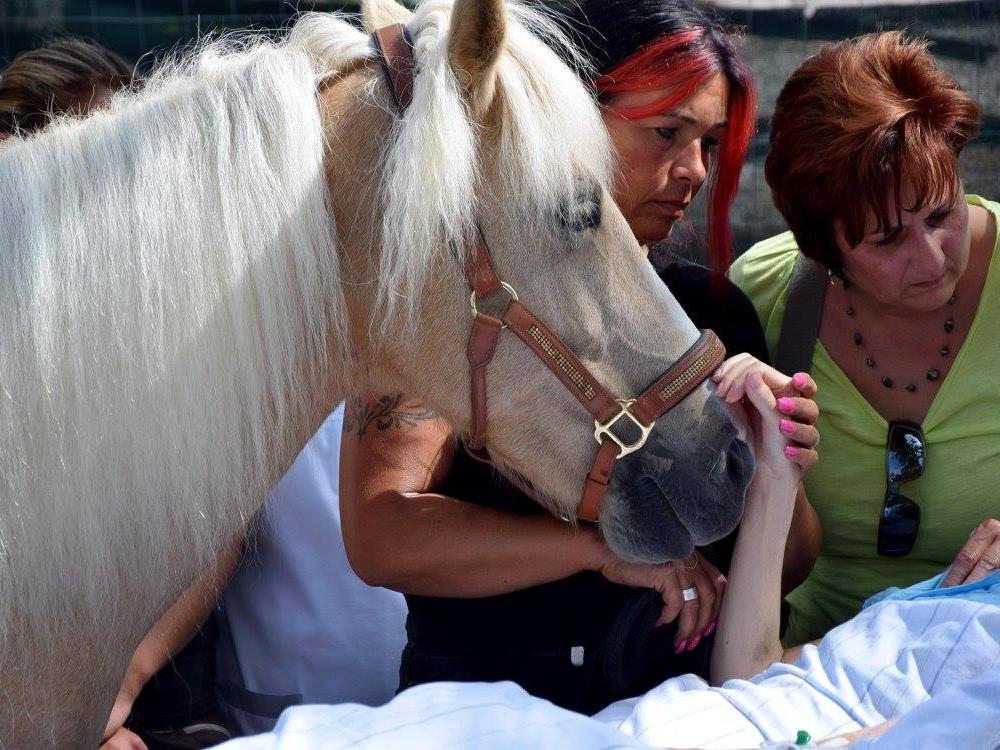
[218,595,1000,749]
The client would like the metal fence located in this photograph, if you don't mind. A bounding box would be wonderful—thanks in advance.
[2,0,998,258]
[1,1,356,65]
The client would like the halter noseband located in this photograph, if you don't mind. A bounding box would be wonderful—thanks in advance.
[371,24,725,522]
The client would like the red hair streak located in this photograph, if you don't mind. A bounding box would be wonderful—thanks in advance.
[596,31,757,273]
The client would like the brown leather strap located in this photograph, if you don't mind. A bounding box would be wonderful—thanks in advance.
[501,300,621,423]
[579,439,621,523]
[467,312,504,450]
[372,24,415,114]
[579,332,723,523]
[465,226,503,297]
[632,331,725,426]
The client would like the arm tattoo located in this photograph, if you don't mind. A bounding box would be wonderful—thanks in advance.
[345,393,437,439]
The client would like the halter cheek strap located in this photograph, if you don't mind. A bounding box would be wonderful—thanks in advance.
[371,24,726,523]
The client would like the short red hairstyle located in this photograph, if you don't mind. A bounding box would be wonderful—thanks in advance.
[595,28,757,273]
[765,31,981,269]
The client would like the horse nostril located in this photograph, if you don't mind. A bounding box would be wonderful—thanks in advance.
[725,436,754,483]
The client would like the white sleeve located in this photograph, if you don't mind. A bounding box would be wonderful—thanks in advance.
[214,681,647,750]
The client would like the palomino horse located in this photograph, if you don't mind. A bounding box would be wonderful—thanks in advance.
[0,0,752,744]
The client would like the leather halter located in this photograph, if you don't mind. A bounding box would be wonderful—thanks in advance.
[371,24,726,522]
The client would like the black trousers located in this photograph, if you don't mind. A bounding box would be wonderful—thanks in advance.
[399,588,714,715]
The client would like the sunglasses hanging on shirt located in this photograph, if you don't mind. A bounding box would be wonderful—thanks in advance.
[877,420,925,557]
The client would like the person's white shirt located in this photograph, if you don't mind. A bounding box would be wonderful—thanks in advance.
[214,404,408,736]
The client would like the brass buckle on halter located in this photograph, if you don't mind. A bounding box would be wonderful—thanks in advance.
[594,399,652,456]
[470,282,519,322]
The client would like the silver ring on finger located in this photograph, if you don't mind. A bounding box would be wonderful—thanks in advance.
[681,587,698,602]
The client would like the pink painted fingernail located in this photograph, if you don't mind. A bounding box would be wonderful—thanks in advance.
[687,635,702,651]
[792,373,807,389]
[778,397,795,413]
[674,640,688,654]
[780,419,795,434]
[705,620,718,637]
[784,445,799,458]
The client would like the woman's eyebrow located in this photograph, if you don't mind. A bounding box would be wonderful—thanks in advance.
[666,112,728,129]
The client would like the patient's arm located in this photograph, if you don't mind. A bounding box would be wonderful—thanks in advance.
[826,719,897,744]
[709,372,804,684]
[660,719,897,750]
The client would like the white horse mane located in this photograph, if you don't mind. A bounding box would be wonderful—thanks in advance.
[0,29,345,643]
[0,0,611,644]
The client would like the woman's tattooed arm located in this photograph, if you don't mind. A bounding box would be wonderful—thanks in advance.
[344,393,438,439]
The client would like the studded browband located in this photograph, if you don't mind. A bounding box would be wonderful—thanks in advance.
[371,24,725,522]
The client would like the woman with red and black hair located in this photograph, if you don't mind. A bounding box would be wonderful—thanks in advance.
[337,0,821,715]
[573,0,756,273]
[732,31,1000,647]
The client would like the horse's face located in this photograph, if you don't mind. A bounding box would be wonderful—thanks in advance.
[342,0,753,563]
[472,178,754,563]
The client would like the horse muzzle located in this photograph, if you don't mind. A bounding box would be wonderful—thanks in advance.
[599,396,754,564]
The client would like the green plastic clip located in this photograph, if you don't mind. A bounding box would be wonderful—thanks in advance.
[795,730,812,746]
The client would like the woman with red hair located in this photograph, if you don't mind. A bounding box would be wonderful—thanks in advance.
[574,0,755,273]
[732,31,1000,647]
[336,0,821,715]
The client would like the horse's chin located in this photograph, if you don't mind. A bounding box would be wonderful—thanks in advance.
[599,435,753,564]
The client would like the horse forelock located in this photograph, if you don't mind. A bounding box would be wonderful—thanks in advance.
[367,0,614,326]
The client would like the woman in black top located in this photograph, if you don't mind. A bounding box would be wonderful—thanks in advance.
[340,0,822,714]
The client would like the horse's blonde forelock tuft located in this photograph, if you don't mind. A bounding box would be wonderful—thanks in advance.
[376,0,613,326]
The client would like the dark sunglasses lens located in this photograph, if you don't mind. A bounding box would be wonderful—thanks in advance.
[887,423,925,485]
[878,492,921,557]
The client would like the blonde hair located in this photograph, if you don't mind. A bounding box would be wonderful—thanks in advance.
[0,38,132,134]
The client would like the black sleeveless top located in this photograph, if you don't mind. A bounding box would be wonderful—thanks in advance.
[401,258,768,713]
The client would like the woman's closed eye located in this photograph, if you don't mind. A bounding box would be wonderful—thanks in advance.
[655,128,720,153]
[927,207,953,225]
[875,226,902,247]
[655,127,677,144]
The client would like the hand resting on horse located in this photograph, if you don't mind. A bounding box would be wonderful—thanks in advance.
[598,357,819,650]
[340,354,819,654]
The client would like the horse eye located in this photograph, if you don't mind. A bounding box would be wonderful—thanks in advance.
[556,180,602,234]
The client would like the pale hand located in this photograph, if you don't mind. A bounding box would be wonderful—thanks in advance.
[713,354,820,473]
[101,681,142,749]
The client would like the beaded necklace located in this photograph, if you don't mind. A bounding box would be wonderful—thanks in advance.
[839,277,957,393]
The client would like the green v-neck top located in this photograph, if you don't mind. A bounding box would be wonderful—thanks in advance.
[730,195,1000,645]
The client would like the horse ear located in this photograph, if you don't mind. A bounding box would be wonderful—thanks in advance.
[448,0,506,120]
[361,0,413,33]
